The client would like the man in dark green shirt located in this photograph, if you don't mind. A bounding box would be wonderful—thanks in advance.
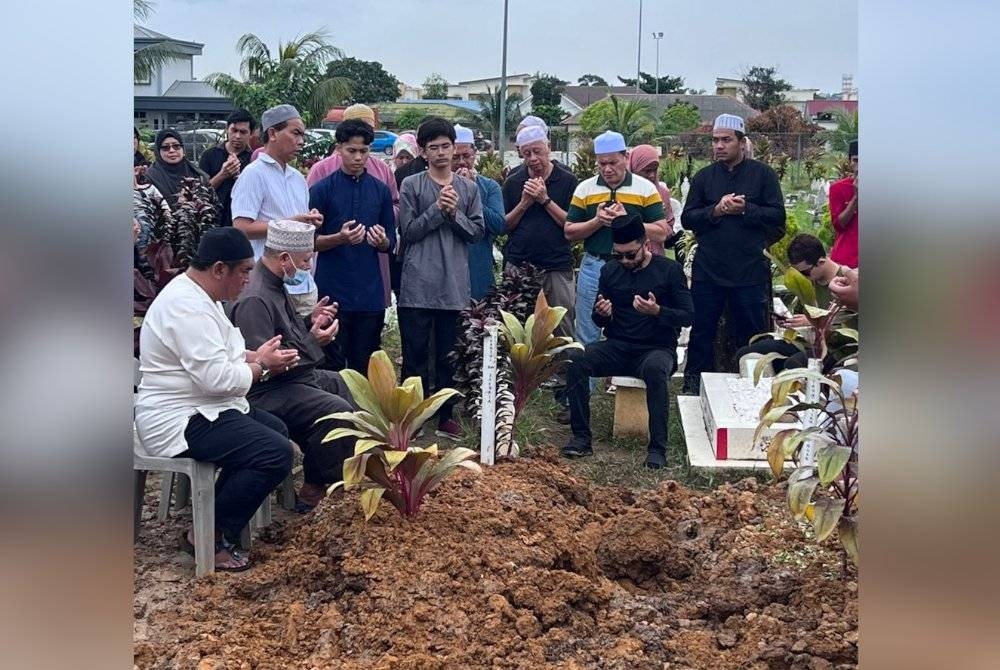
[561,214,693,469]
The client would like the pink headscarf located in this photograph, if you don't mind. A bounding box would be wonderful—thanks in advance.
[628,145,675,255]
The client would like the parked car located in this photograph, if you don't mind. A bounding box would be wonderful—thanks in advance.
[371,130,398,155]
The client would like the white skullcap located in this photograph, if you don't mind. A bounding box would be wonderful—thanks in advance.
[515,125,547,147]
[516,115,548,134]
[453,124,475,145]
[713,113,745,133]
[593,130,626,154]
[266,219,315,253]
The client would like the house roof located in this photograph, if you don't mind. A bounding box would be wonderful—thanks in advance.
[805,100,858,116]
[393,98,484,113]
[561,86,637,108]
[163,80,225,98]
[560,92,759,126]
[134,24,204,53]
[457,73,532,85]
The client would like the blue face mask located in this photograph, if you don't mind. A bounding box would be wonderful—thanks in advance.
[282,264,310,286]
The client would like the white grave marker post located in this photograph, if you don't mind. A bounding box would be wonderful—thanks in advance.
[479,323,499,466]
[799,358,823,466]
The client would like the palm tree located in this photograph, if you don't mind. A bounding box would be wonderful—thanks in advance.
[819,108,859,153]
[466,86,523,144]
[133,0,184,83]
[579,95,656,145]
[205,30,352,125]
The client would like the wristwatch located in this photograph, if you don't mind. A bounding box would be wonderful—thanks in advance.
[258,361,271,382]
[540,197,552,207]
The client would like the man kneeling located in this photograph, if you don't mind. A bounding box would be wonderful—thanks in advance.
[561,214,693,469]
[228,220,358,512]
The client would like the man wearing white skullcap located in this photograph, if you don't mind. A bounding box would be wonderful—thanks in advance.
[679,113,786,394]
[452,124,507,300]
[502,124,579,346]
[564,130,667,356]
[229,219,359,512]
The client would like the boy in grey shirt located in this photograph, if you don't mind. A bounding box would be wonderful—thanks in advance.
[398,117,484,439]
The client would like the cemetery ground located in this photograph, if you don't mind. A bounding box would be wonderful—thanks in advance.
[134,326,858,669]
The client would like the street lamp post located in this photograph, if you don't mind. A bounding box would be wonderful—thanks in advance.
[652,32,663,95]
[635,0,643,94]
[498,0,510,157]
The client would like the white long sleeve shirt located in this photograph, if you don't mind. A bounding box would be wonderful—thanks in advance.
[134,273,252,457]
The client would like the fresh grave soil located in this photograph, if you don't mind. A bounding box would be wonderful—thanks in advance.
[134,451,857,670]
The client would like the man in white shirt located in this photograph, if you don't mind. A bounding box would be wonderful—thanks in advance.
[231,104,324,317]
[135,228,300,572]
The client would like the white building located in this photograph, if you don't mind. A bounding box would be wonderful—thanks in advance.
[398,73,536,101]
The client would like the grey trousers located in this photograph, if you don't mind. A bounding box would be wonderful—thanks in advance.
[541,269,576,340]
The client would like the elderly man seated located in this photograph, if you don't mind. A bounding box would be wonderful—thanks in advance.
[228,220,358,512]
[135,228,298,572]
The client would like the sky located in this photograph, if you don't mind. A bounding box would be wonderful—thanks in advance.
[145,0,858,94]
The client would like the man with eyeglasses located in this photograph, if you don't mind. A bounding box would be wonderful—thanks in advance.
[565,131,668,353]
[452,123,506,301]
[734,233,854,374]
[561,214,693,469]
[397,117,484,441]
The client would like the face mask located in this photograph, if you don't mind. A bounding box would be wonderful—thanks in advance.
[282,261,310,286]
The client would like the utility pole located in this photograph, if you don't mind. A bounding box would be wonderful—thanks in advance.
[635,0,643,94]
[498,0,510,157]
[652,32,663,95]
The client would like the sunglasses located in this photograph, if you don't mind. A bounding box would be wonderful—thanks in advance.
[611,248,642,261]
[793,263,815,277]
[159,143,183,151]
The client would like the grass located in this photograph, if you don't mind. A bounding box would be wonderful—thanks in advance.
[377,306,768,493]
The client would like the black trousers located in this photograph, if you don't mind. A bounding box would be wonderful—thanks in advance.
[398,307,459,423]
[686,280,769,382]
[336,310,386,373]
[566,339,676,456]
[180,407,292,543]
[248,369,356,485]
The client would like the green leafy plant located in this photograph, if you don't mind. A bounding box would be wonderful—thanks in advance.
[475,149,505,183]
[753,366,859,567]
[498,290,583,418]
[321,351,481,520]
[571,136,597,181]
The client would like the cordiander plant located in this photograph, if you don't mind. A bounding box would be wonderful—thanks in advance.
[321,351,481,521]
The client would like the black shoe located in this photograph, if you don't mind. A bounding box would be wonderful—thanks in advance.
[681,375,700,396]
[561,438,593,458]
[644,450,666,470]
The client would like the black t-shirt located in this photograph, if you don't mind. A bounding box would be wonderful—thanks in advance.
[199,144,253,227]
[394,156,428,189]
[501,162,578,270]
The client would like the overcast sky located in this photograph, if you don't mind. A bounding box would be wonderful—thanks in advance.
[146,0,857,94]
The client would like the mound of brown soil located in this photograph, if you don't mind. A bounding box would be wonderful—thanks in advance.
[134,451,857,669]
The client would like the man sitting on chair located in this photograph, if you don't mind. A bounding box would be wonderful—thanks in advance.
[561,214,694,469]
[135,227,298,572]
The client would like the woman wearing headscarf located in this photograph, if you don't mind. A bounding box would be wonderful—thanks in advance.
[628,144,679,256]
[392,133,419,172]
[144,129,212,210]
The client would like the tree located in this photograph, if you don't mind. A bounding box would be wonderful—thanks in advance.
[532,104,566,127]
[530,73,566,107]
[741,65,792,111]
[205,31,353,126]
[578,95,656,145]
[325,57,400,104]
[394,107,426,132]
[745,105,822,156]
[422,73,449,99]
[577,73,609,87]
[658,101,701,135]
[133,0,184,84]
[818,108,859,153]
[617,71,685,94]
[467,86,523,142]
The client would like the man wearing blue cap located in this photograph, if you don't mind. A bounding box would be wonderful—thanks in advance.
[680,113,786,394]
[565,130,668,353]
[561,214,693,469]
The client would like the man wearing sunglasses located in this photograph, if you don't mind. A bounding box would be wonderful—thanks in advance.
[561,214,693,469]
